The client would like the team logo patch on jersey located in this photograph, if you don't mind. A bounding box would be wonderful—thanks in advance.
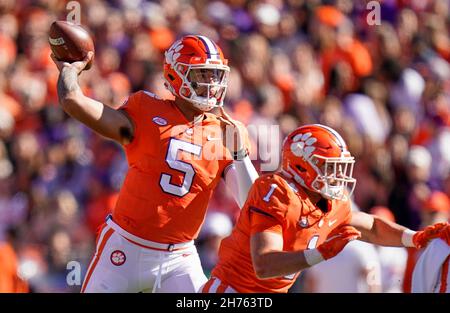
[152,116,168,126]
[299,216,309,228]
[110,250,126,266]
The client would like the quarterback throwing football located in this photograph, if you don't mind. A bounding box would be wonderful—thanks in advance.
[51,35,258,293]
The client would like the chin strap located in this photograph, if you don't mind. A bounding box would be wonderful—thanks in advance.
[190,95,219,112]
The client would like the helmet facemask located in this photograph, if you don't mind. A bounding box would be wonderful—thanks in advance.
[176,63,229,112]
[310,155,356,201]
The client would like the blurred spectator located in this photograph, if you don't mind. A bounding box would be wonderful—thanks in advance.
[304,238,382,292]
[197,211,233,278]
[303,205,382,293]
[344,93,390,145]
[390,68,425,116]
[370,206,408,293]
[389,145,433,230]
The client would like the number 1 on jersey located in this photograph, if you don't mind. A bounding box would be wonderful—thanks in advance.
[284,235,319,280]
[263,184,278,202]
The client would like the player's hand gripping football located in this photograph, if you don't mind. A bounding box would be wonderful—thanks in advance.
[217,107,249,159]
[412,222,449,249]
[317,225,361,260]
[51,51,94,75]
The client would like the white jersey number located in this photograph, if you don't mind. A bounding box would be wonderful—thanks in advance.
[284,236,319,280]
[159,138,202,197]
[263,184,278,202]
[307,235,320,249]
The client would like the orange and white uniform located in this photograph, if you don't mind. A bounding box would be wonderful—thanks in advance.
[202,173,352,293]
[412,236,450,293]
[115,90,233,243]
[82,91,241,293]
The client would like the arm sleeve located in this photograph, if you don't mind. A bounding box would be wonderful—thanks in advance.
[353,243,382,287]
[223,155,259,208]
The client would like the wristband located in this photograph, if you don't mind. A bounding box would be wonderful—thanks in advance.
[401,229,416,247]
[304,248,324,266]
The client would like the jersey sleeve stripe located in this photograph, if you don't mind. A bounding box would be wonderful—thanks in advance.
[439,255,449,293]
[81,227,115,292]
[201,278,216,293]
[249,206,276,219]
[216,282,228,293]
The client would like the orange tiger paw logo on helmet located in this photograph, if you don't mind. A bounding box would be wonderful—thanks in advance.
[290,132,318,160]
[165,40,184,67]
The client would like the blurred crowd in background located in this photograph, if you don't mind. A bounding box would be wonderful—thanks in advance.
[0,0,449,292]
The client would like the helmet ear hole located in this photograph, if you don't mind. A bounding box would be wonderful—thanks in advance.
[295,165,306,173]
[168,73,175,81]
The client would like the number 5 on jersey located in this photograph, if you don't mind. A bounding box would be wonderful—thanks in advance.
[160,138,202,197]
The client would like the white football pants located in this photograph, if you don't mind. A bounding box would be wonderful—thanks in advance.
[81,217,207,293]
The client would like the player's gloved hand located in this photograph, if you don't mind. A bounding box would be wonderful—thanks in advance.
[217,107,249,160]
[317,225,361,260]
[413,222,449,249]
[304,225,361,266]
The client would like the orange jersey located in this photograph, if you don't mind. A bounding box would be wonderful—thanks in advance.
[211,173,352,293]
[113,91,233,243]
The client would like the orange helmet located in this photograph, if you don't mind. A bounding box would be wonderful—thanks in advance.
[163,35,230,111]
[281,124,356,201]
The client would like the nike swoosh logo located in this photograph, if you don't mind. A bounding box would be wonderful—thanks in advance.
[207,135,221,141]
[328,219,338,227]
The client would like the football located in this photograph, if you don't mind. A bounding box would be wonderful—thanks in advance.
[48,21,95,69]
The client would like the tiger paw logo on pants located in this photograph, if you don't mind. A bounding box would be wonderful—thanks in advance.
[110,250,126,266]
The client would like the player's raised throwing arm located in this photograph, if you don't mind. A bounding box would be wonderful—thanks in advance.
[52,52,134,145]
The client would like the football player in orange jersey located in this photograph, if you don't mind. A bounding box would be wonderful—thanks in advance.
[201,124,448,293]
[51,35,259,292]
[412,224,449,293]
